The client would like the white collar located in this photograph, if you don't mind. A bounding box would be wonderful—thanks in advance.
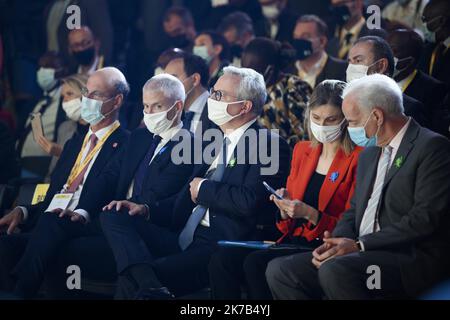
[224,118,257,146]
[88,120,119,140]
[444,37,450,48]
[188,90,209,114]
[389,117,411,150]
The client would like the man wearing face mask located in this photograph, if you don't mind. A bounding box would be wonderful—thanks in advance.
[16,52,68,178]
[257,0,298,43]
[193,31,230,88]
[387,29,448,136]
[162,6,196,52]
[267,73,450,300]
[289,15,348,88]
[346,35,429,130]
[420,0,450,88]
[0,67,129,299]
[68,26,103,76]
[100,66,290,299]
[165,53,218,136]
[218,11,256,67]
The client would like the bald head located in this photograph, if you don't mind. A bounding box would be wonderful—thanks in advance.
[88,67,130,99]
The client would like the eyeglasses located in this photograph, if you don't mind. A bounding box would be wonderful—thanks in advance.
[209,88,239,101]
[81,87,115,101]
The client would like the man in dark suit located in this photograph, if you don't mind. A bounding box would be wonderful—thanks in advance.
[256,0,298,44]
[387,29,449,136]
[100,66,290,299]
[346,36,429,128]
[288,14,348,88]
[419,0,450,88]
[266,74,450,299]
[164,52,218,137]
[0,67,130,298]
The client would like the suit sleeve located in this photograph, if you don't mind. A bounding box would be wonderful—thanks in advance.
[359,136,450,250]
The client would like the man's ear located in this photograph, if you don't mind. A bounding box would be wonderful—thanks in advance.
[319,36,328,49]
[113,94,123,109]
[373,107,384,126]
[243,100,253,114]
[213,44,223,57]
[378,58,389,75]
[192,73,201,87]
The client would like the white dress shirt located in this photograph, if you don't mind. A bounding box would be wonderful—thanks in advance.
[296,52,328,88]
[126,122,184,198]
[198,118,257,227]
[187,91,209,134]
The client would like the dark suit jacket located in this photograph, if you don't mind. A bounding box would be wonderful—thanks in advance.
[148,122,291,239]
[255,10,298,44]
[403,93,428,128]
[404,70,449,135]
[333,120,450,297]
[419,42,450,88]
[76,127,196,227]
[23,126,129,227]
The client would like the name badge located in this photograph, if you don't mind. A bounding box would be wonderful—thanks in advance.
[46,193,74,212]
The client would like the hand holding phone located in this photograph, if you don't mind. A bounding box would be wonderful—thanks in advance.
[263,181,284,200]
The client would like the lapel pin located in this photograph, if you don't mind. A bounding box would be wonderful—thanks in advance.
[394,156,404,169]
[228,158,237,168]
[330,171,339,182]
[159,146,168,155]
[112,143,118,148]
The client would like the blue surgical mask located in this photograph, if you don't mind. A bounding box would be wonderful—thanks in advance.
[347,111,377,147]
[81,95,115,125]
[37,67,57,92]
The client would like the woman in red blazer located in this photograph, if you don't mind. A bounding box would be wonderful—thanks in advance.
[209,80,363,300]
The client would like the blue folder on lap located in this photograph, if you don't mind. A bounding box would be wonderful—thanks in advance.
[217,241,275,250]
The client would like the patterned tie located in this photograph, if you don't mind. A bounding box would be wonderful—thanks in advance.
[132,135,162,197]
[182,111,195,132]
[67,133,98,193]
[178,137,230,250]
[359,146,393,236]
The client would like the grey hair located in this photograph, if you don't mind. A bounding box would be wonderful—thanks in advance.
[222,66,267,115]
[100,67,130,98]
[342,74,404,115]
[143,73,186,103]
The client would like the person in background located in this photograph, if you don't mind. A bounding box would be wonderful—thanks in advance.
[218,11,256,67]
[241,37,312,147]
[154,48,186,77]
[289,15,348,88]
[37,74,89,180]
[161,6,197,52]
[257,0,298,43]
[346,35,429,129]
[382,0,429,34]
[17,52,68,178]
[420,0,450,88]
[209,80,363,300]
[266,74,450,300]
[164,52,217,136]
[68,26,104,76]
[44,0,113,68]
[193,31,230,88]
[387,28,448,136]
[328,0,368,59]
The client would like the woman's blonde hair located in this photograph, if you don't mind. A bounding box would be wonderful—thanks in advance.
[304,80,355,156]
[61,73,89,95]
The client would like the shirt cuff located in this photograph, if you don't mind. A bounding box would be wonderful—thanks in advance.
[197,179,207,193]
[18,206,28,221]
[358,239,366,252]
[74,209,90,223]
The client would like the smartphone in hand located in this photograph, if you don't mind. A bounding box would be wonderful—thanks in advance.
[263,181,284,200]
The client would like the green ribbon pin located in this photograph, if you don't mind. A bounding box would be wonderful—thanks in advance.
[394,156,404,169]
[228,158,237,168]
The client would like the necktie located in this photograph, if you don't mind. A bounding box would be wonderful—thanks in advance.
[359,146,393,236]
[67,133,98,193]
[182,111,195,132]
[132,135,162,197]
[178,137,230,250]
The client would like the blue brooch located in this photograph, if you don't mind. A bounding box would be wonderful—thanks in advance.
[330,172,339,182]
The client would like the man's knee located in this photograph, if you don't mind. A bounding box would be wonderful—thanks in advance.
[265,257,285,287]
[100,209,130,229]
[318,257,353,289]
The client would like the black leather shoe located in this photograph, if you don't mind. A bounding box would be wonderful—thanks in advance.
[134,287,175,300]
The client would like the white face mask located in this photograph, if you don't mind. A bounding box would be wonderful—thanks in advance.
[346,60,382,82]
[207,98,245,126]
[193,45,213,64]
[143,102,178,135]
[310,117,346,143]
[62,98,82,121]
[262,4,281,20]
[37,67,57,92]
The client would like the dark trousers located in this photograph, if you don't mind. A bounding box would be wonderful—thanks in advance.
[100,209,216,298]
[209,246,312,300]
[266,251,407,300]
[12,213,100,299]
[0,233,29,291]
